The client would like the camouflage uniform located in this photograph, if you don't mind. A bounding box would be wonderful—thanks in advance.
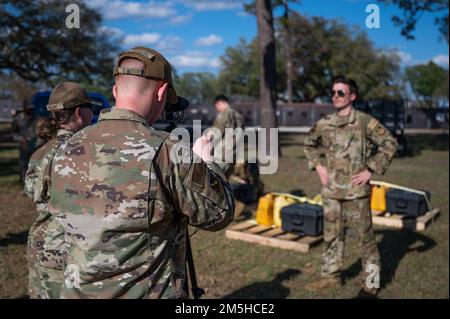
[11,109,38,182]
[25,129,74,299]
[48,108,234,299]
[212,106,245,178]
[304,108,397,283]
[24,81,99,298]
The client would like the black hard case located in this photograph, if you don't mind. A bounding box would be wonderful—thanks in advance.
[281,203,324,236]
[386,189,431,217]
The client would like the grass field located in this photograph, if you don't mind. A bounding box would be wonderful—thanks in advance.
[0,123,448,299]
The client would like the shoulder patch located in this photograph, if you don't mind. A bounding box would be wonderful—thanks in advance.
[367,118,380,131]
[376,125,386,136]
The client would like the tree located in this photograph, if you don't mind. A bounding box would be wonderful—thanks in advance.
[219,13,402,102]
[218,38,261,98]
[286,13,402,101]
[245,0,301,103]
[0,72,42,102]
[173,72,220,105]
[0,0,120,92]
[405,61,449,107]
[379,0,449,43]
[255,0,279,136]
[277,0,301,104]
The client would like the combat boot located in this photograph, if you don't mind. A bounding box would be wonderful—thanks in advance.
[355,286,379,299]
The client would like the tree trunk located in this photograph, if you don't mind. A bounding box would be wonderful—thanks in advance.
[256,0,279,152]
[283,1,294,104]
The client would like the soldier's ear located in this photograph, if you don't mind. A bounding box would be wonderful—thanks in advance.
[74,106,83,121]
[112,84,118,100]
[156,82,168,103]
[350,92,357,102]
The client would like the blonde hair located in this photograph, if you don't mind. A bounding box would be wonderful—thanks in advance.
[36,108,76,142]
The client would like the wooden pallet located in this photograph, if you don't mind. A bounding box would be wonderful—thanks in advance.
[225,220,323,253]
[371,208,440,231]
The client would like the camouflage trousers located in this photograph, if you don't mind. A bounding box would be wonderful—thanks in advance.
[321,196,380,285]
[27,217,65,299]
[28,264,64,299]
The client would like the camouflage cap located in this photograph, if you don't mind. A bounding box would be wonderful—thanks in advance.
[47,82,100,112]
[113,46,178,105]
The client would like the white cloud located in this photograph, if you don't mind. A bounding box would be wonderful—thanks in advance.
[237,11,251,18]
[432,54,449,68]
[195,34,223,47]
[87,0,177,19]
[156,35,184,53]
[169,13,193,25]
[393,50,449,69]
[123,33,162,46]
[180,0,242,11]
[170,51,222,68]
[100,26,124,37]
[397,51,414,65]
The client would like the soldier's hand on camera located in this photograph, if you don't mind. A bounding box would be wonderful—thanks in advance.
[193,135,213,163]
[351,169,372,186]
[316,164,330,186]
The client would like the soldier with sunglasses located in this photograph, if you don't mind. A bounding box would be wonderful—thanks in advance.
[304,76,398,298]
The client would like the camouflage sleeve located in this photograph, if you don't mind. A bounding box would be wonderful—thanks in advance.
[212,112,227,136]
[365,118,398,175]
[234,111,245,129]
[24,147,52,203]
[157,142,235,232]
[303,123,323,171]
[24,158,39,199]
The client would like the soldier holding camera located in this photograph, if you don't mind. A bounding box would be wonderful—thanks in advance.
[48,47,234,299]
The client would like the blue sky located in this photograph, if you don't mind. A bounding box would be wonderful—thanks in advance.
[89,0,449,74]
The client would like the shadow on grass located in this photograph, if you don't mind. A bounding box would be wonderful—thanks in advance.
[341,229,437,289]
[222,269,301,299]
[377,229,437,289]
[0,231,29,247]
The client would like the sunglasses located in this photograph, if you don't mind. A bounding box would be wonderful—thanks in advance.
[329,90,347,98]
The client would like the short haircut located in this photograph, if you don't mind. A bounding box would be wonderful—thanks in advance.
[213,94,229,104]
[332,75,359,96]
[115,58,158,95]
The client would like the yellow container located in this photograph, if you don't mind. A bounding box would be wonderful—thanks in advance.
[371,185,387,212]
[255,194,275,226]
[273,195,297,228]
[312,194,323,205]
